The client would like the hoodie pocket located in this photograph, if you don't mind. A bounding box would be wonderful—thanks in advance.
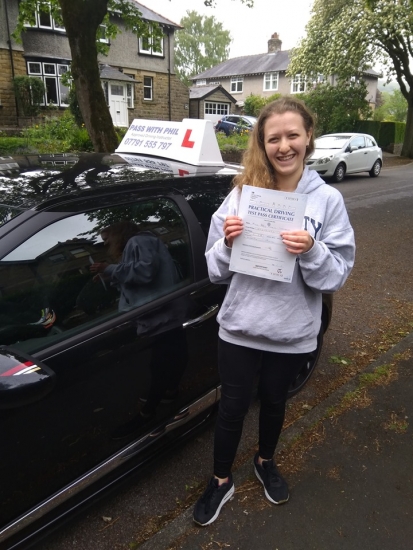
[218,290,317,344]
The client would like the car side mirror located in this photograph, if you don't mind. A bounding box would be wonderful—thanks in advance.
[349,146,358,153]
[0,347,56,409]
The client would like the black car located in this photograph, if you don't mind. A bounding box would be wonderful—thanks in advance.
[214,115,257,136]
[0,150,330,550]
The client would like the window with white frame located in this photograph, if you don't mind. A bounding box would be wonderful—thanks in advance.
[196,79,207,86]
[24,3,65,32]
[291,74,306,93]
[139,27,163,57]
[264,72,279,91]
[27,61,70,106]
[204,102,230,116]
[98,25,109,44]
[124,73,135,108]
[143,76,153,100]
[230,76,243,93]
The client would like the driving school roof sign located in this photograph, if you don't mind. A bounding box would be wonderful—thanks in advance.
[116,118,224,167]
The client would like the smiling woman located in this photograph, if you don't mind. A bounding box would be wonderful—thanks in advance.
[193,96,355,527]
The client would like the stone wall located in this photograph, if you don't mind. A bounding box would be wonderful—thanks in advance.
[0,48,26,126]
[127,72,189,124]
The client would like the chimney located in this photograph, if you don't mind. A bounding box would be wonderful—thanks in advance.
[268,32,282,53]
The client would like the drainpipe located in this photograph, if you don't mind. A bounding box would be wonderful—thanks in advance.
[167,29,172,121]
[4,0,20,116]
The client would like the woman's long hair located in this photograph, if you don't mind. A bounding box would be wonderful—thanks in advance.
[101,221,141,260]
[233,96,315,190]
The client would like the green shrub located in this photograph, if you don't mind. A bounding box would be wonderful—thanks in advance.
[0,137,28,154]
[13,76,45,116]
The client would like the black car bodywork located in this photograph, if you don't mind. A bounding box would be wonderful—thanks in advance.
[0,153,331,549]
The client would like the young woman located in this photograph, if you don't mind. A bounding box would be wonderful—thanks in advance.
[193,97,356,526]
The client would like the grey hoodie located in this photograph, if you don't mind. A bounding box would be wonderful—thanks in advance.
[104,232,180,312]
[205,167,355,354]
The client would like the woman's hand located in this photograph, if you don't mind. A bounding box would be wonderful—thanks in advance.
[223,215,243,248]
[90,262,109,274]
[280,230,314,255]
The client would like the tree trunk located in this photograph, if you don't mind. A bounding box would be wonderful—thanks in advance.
[59,0,118,153]
[401,96,413,159]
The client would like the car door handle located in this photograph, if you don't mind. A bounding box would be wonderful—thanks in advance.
[182,304,219,328]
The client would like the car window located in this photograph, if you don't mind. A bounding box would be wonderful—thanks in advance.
[350,136,365,149]
[227,116,239,124]
[314,136,350,149]
[0,198,192,354]
[365,137,375,147]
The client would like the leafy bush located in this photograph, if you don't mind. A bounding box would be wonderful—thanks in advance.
[0,137,28,154]
[215,130,251,151]
[300,82,371,136]
[17,111,93,152]
[243,93,281,117]
[13,76,45,117]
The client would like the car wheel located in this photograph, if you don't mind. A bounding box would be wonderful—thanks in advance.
[369,159,382,177]
[287,326,323,398]
[332,163,346,183]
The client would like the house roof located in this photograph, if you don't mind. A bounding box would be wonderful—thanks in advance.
[189,85,236,103]
[191,49,381,81]
[99,64,139,82]
[132,1,183,28]
[192,50,290,80]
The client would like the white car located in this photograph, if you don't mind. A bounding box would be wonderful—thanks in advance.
[306,133,383,182]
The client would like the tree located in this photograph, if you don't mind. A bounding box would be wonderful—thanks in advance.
[299,82,372,136]
[288,0,413,158]
[174,11,231,86]
[374,89,408,122]
[15,0,155,152]
[14,1,253,153]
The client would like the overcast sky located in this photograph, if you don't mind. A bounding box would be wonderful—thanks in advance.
[142,0,314,58]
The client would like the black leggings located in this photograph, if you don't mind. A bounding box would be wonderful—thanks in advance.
[214,338,309,478]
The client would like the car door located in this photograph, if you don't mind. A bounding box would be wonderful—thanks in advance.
[346,136,369,172]
[0,189,224,536]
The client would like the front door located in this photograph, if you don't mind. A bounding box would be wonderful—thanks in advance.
[108,82,128,127]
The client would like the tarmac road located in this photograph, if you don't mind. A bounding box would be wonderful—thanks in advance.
[39,161,413,550]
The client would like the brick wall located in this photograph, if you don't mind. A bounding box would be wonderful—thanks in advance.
[0,48,26,126]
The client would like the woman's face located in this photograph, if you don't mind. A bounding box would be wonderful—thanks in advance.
[263,111,312,185]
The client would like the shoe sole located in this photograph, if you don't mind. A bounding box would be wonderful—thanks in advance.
[254,466,289,505]
[193,483,235,526]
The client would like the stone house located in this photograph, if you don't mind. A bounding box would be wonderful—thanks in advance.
[191,33,380,112]
[0,0,189,129]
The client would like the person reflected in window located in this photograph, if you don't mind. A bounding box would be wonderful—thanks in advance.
[90,221,180,310]
[90,221,188,439]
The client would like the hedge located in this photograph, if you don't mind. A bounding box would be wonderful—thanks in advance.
[354,120,406,147]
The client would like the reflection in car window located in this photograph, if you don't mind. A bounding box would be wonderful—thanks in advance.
[350,136,365,149]
[0,198,192,354]
[314,136,350,149]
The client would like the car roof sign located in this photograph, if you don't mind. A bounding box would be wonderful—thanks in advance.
[116,118,224,167]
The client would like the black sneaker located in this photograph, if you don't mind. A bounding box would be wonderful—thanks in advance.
[193,475,234,526]
[254,453,289,504]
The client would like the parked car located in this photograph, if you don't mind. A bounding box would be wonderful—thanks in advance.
[0,146,331,549]
[215,115,257,136]
[306,133,383,182]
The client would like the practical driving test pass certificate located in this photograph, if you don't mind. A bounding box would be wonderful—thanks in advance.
[229,185,308,283]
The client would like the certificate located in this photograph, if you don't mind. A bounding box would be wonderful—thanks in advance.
[229,185,308,282]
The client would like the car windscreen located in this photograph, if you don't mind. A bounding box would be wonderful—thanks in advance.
[314,136,351,149]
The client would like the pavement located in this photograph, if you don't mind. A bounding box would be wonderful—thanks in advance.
[138,332,413,550]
